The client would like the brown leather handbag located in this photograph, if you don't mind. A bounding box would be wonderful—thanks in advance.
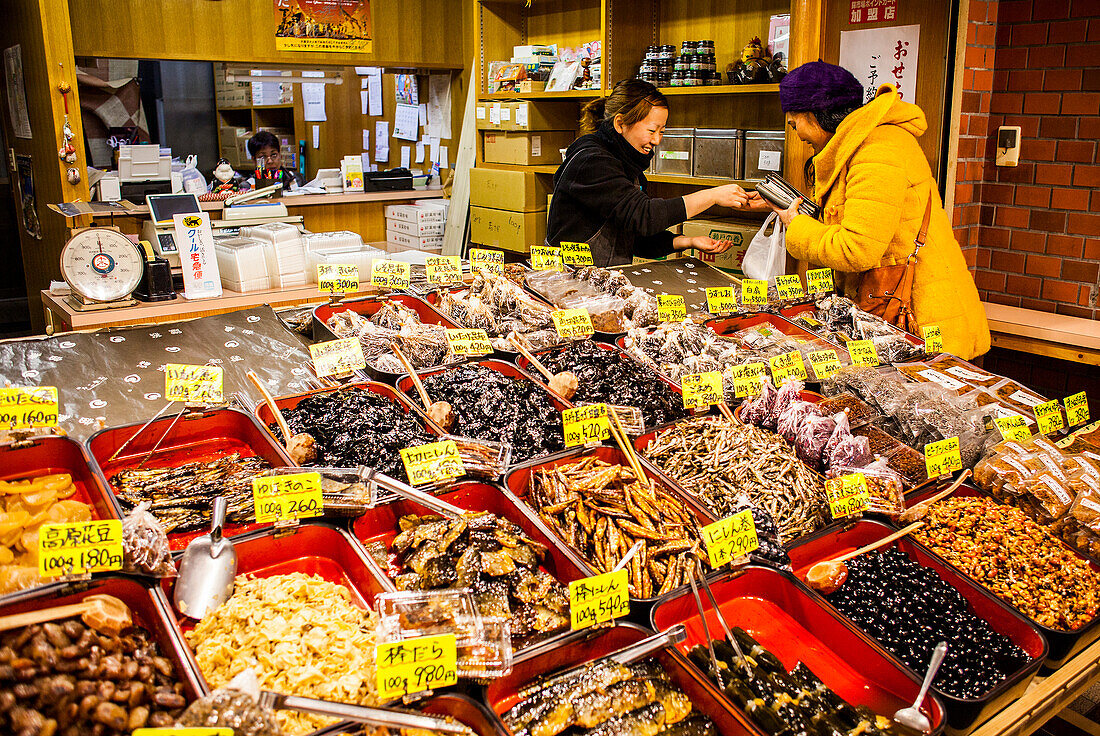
[853,196,933,335]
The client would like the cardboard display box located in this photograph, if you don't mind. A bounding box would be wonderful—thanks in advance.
[470,206,547,253]
[482,130,574,166]
[682,218,762,277]
[470,167,553,213]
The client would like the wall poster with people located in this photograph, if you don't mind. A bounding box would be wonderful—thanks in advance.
[274,0,373,53]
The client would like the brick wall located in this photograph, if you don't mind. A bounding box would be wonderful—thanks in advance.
[956,0,1100,319]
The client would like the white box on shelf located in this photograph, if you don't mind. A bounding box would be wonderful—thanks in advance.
[385,217,444,237]
[384,203,445,224]
[386,229,444,250]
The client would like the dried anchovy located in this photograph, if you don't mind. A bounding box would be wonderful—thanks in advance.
[643,417,827,541]
[528,456,705,599]
[111,454,269,533]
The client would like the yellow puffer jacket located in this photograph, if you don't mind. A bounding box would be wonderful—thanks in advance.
[786,85,990,360]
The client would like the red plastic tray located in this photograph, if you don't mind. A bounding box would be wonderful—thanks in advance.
[706,311,825,342]
[650,566,948,736]
[349,481,593,660]
[502,445,715,603]
[483,622,757,736]
[780,302,927,353]
[87,408,293,551]
[903,482,1100,670]
[316,693,507,736]
[786,519,1046,733]
[0,434,120,521]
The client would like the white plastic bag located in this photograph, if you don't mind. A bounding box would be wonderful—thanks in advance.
[742,213,786,281]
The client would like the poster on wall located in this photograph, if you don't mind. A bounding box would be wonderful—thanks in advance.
[3,45,31,139]
[848,0,898,25]
[15,155,41,240]
[839,24,919,103]
[274,0,372,53]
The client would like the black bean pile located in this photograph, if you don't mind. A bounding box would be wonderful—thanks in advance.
[420,365,565,463]
[279,388,434,482]
[540,342,688,429]
[826,548,1030,699]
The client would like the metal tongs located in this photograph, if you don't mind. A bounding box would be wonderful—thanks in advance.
[257,691,475,735]
[372,470,467,519]
[687,560,751,689]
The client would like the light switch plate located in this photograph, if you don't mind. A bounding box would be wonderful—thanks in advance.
[996,126,1021,167]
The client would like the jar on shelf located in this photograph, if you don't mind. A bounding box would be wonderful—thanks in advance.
[684,71,701,86]
[674,58,690,72]
[645,46,661,62]
[669,71,685,87]
[657,73,671,87]
[702,54,716,73]
[659,45,677,61]
[680,41,696,57]
[697,40,715,55]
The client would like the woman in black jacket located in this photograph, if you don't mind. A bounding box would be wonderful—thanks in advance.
[546,80,750,266]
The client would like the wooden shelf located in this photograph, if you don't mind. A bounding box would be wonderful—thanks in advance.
[659,84,781,96]
[252,103,295,110]
[475,163,758,189]
[479,90,601,100]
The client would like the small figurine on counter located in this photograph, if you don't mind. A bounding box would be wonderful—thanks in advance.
[727,37,787,85]
[210,158,245,195]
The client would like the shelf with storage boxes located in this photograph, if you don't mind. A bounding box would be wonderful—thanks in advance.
[384,203,447,255]
[213,64,301,173]
[469,167,553,254]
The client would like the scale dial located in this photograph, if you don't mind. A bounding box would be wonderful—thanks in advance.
[60,228,144,303]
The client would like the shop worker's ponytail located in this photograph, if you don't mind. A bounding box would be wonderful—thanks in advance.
[579,80,668,135]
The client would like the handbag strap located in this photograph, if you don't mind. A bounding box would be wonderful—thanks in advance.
[913,194,933,249]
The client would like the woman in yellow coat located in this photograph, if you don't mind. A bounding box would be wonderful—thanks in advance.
[752,61,990,360]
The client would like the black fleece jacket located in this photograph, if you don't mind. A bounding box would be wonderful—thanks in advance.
[545,122,688,267]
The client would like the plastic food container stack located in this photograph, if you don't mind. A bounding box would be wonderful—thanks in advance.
[303,230,365,252]
[214,236,271,293]
[306,245,387,283]
[240,223,306,288]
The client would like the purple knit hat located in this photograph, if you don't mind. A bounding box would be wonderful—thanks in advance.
[779,61,864,113]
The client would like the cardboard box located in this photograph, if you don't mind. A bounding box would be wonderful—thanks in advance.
[470,206,546,253]
[503,102,578,132]
[682,218,761,277]
[384,204,445,224]
[482,130,574,166]
[386,230,444,250]
[386,217,444,237]
[470,167,552,213]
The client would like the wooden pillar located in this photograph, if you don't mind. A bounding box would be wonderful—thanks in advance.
[785,0,825,276]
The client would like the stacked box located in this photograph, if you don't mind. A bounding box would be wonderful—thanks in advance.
[469,167,553,254]
[682,218,763,277]
[385,204,447,253]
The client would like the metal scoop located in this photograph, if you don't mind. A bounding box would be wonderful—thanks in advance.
[174,496,237,620]
[257,691,475,735]
[893,641,947,733]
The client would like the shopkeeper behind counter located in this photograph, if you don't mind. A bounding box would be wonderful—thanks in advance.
[546,80,750,267]
[748,61,990,360]
[247,131,303,191]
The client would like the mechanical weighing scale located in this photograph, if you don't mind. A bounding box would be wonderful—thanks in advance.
[59,227,145,312]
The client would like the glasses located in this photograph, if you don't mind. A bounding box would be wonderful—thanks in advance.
[256,151,282,165]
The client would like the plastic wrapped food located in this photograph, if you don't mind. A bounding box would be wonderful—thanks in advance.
[527,267,658,330]
[778,400,820,444]
[773,377,804,419]
[326,301,459,374]
[829,433,874,470]
[559,292,628,333]
[823,411,852,464]
[828,459,905,515]
[740,375,778,430]
[622,320,741,386]
[122,500,175,577]
[795,412,837,469]
[437,270,566,350]
[816,392,880,427]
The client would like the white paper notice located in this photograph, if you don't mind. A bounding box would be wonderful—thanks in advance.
[302,71,327,122]
[438,146,449,169]
[415,143,425,163]
[429,137,440,165]
[394,103,419,142]
[173,212,222,300]
[515,102,529,128]
[355,67,371,76]
[312,125,320,149]
[375,121,390,162]
[401,146,411,169]
[839,24,920,103]
[419,103,427,125]
[428,73,452,139]
[366,68,383,116]
[362,129,369,150]
[361,153,371,172]
[360,90,369,115]
[758,150,782,171]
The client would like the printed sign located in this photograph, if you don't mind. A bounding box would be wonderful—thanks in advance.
[470,248,504,274]
[681,372,724,409]
[848,0,898,24]
[445,329,493,356]
[165,364,224,403]
[370,259,411,288]
[376,634,458,699]
[569,569,630,630]
[925,436,963,478]
[703,510,759,567]
[706,286,738,315]
[560,241,594,266]
[172,212,222,299]
[400,440,465,485]
[252,472,323,523]
[309,338,367,378]
[563,403,611,447]
[807,350,842,380]
[807,268,834,294]
[0,386,58,429]
[552,308,594,340]
[38,520,124,577]
[775,274,805,300]
[657,294,687,322]
[317,264,359,293]
[425,256,462,284]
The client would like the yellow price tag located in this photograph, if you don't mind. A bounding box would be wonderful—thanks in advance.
[995,415,1032,442]
[38,520,124,578]
[681,371,724,409]
[165,364,224,403]
[425,255,463,284]
[807,268,834,294]
[741,279,768,305]
[705,286,738,315]
[922,325,944,353]
[925,436,963,478]
[0,386,58,429]
[807,350,842,380]
[732,362,767,398]
[569,569,630,630]
[309,338,366,378]
[774,274,805,300]
[657,294,687,322]
[400,440,465,485]
[825,474,870,519]
[552,308,594,340]
[376,633,459,699]
[317,263,360,293]
[563,404,611,447]
[370,259,411,288]
[769,350,809,386]
[252,472,324,523]
[703,509,759,568]
[560,241,594,266]
[134,730,233,736]
[1035,399,1066,435]
[470,248,504,274]
[1066,392,1090,427]
[445,329,493,356]
[847,340,880,367]
[531,245,563,271]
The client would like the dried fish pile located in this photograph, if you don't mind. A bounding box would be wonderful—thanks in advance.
[642,417,828,541]
[326,300,460,373]
[623,320,743,385]
[380,512,570,646]
[436,269,567,352]
[528,456,705,598]
[111,454,270,533]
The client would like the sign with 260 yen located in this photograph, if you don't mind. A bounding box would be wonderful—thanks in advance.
[252,472,324,523]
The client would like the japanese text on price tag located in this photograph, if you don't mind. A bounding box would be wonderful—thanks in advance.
[847,340,880,367]
[825,474,870,519]
[531,245,563,271]
[770,351,808,386]
[703,509,759,567]
[774,274,805,300]
[807,268,834,294]
[400,441,465,485]
[681,371,724,409]
[370,259,411,288]
[1065,392,1089,428]
[741,279,768,305]
[376,634,458,699]
[317,264,359,293]
[925,436,963,478]
[38,520,124,578]
[552,308,594,340]
[732,362,767,397]
[252,472,324,523]
[445,329,493,356]
[1035,399,1066,435]
[425,256,463,284]
[310,338,366,378]
[563,403,611,447]
[995,415,1032,442]
[922,325,944,353]
[165,364,224,403]
[470,248,504,274]
[569,569,630,630]
[807,350,842,380]
[560,241,594,266]
[705,286,738,315]
[657,294,687,322]
[0,386,58,429]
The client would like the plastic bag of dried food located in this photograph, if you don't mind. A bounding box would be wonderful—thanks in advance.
[741,375,778,429]
[829,459,906,516]
[828,433,874,471]
[796,412,837,469]
[178,670,282,735]
[778,400,819,443]
[823,411,852,466]
[122,501,175,577]
[773,377,805,420]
